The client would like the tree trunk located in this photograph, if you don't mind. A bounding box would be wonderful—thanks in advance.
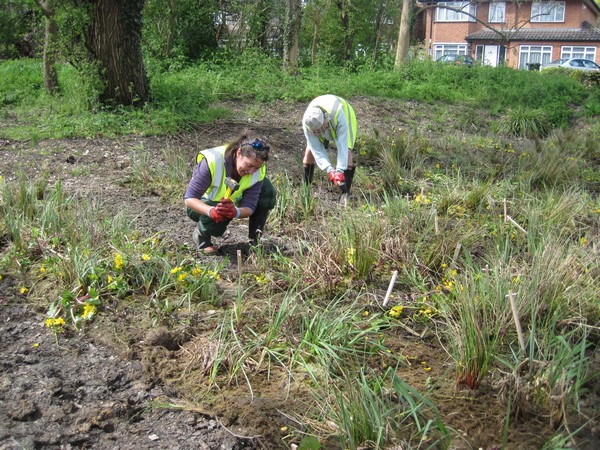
[37,1,59,94]
[335,0,351,61]
[88,0,149,107]
[283,0,301,74]
[394,0,412,67]
[164,0,179,57]
[371,1,387,61]
[310,13,320,65]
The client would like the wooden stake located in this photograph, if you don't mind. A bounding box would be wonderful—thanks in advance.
[434,209,439,235]
[483,264,490,285]
[508,291,526,353]
[382,270,398,307]
[506,215,527,235]
[450,242,462,269]
[503,198,507,223]
[237,249,243,279]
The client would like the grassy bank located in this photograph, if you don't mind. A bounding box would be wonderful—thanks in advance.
[1,53,598,140]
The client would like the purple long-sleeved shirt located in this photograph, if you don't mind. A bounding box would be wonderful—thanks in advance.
[184,156,262,212]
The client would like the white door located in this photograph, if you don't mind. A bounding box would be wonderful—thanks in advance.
[484,45,499,67]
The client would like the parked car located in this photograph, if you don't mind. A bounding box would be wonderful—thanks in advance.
[541,58,600,71]
[437,54,474,67]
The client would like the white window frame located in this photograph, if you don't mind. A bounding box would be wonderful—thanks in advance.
[531,1,565,23]
[489,1,506,23]
[561,46,597,61]
[436,2,476,22]
[518,45,553,69]
[434,44,469,61]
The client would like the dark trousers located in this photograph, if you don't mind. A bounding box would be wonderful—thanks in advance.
[186,177,276,237]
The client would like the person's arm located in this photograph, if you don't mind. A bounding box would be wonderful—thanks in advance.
[184,159,215,218]
[333,112,350,171]
[303,126,333,172]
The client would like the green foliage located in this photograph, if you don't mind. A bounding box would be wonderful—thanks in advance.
[143,0,219,62]
[440,267,509,389]
[0,59,43,106]
[0,0,36,58]
[0,174,224,330]
[499,106,552,139]
[1,54,596,139]
[319,369,449,449]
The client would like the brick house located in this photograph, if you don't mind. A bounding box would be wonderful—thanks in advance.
[417,0,600,69]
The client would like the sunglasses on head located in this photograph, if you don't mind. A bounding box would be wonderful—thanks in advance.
[243,138,270,152]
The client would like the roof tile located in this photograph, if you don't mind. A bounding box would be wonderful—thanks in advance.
[467,26,600,42]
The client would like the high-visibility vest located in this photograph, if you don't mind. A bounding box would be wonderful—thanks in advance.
[196,145,266,204]
[316,96,357,148]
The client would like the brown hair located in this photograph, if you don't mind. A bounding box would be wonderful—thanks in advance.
[224,129,270,162]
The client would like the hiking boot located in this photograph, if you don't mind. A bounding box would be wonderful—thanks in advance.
[193,228,216,254]
[303,163,315,185]
[249,208,269,247]
[249,230,263,248]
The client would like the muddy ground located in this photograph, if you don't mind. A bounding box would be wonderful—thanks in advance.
[0,97,598,449]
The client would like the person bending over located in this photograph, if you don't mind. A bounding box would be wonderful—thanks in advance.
[302,94,357,201]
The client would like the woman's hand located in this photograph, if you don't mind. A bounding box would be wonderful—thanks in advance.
[215,198,239,220]
[209,206,226,223]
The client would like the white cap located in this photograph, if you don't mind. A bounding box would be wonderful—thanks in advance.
[303,106,328,132]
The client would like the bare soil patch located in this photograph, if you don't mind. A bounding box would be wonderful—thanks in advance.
[0,98,598,449]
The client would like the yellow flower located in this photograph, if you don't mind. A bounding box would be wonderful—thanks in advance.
[191,266,203,277]
[114,253,124,270]
[414,193,431,204]
[177,273,187,282]
[142,254,151,261]
[171,266,182,274]
[389,305,403,318]
[82,303,97,319]
[207,270,221,280]
[45,317,66,328]
[363,310,370,317]
[39,266,46,273]
[346,247,355,266]
[580,237,588,246]
[254,274,269,285]
[20,287,29,294]
[33,343,39,348]
[107,275,113,283]
[424,367,432,372]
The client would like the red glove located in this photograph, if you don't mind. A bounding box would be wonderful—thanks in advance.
[209,206,226,223]
[216,198,238,220]
[328,170,345,187]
